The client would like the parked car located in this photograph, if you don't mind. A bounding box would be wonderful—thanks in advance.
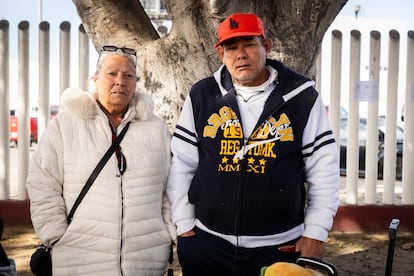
[50,104,59,117]
[325,105,348,119]
[9,105,58,147]
[339,116,403,180]
[9,109,38,147]
[9,110,18,146]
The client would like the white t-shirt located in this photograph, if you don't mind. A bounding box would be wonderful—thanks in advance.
[234,66,278,137]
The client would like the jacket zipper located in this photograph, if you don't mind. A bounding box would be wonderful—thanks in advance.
[119,174,124,276]
[233,137,250,245]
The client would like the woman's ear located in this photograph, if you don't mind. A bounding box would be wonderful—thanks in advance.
[91,75,98,89]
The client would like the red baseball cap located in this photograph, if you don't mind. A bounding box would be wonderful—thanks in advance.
[215,13,266,48]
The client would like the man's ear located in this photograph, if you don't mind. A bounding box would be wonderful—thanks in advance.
[264,38,273,54]
[216,46,225,62]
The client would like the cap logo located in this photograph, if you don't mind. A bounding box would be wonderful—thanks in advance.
[229,18,239,30]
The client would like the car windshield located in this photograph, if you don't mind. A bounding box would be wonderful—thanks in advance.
[340,117,404,142]
[325,106,348,119]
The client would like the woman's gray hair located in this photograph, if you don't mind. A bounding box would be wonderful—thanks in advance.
[94,50,137,76]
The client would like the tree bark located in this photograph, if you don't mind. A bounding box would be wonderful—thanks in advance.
[73,0,348,129]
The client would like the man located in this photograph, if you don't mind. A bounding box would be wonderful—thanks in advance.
[167,13,339,276]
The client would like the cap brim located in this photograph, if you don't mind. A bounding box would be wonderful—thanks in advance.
[214,32,263,48]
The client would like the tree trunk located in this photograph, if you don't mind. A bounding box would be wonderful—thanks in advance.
[73,0,348,129]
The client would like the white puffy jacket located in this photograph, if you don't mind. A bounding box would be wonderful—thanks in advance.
[26,88,176,276]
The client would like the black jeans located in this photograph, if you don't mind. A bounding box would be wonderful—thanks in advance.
[177,228,300,276]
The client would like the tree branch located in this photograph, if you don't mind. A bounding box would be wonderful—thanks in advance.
[73,0,159,51]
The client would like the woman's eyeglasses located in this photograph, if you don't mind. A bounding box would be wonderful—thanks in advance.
[97,45,137,69]
[99,45,137,56]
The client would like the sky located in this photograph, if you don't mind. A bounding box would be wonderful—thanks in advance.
[1,0,413,25]
[337,0,414,27]
[1,0,413,60]
[1,0,414,107]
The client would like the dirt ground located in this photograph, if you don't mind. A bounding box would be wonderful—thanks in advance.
[1,224,413,276]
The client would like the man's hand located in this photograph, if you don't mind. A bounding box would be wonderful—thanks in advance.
[295,236,325,259]
[179,229,196,237]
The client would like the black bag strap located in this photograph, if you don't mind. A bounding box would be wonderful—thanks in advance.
[67,122,130,224]
[167,243,174,275]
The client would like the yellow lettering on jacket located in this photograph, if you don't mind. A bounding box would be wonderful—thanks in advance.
[251,113,294,142]
[246,142,277,158]
[203,106,241,138]
[218,163,241,172]
[219,140,241,155]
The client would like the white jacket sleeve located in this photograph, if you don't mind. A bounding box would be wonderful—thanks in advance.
[26,118,68,246]
[166,96,199,235]
[160,124,178,242]
[301,95,340,242]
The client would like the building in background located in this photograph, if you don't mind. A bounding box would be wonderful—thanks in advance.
[140,0,171,36]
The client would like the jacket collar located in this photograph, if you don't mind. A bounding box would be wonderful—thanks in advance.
[60,87,154,121]
[214,58,312,99]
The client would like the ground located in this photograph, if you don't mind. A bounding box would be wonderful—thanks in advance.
[1,225,413,275]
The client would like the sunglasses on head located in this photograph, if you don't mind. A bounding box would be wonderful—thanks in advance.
[97,45,137,70]
[99,45,137,56]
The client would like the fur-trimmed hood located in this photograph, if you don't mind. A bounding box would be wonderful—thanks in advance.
[60,87,155,121]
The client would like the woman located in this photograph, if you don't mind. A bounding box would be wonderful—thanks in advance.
[26,45,175,275]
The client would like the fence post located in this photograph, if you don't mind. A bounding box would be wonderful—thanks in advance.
[346,30,361,204]
[330,30,342,151]
[59,21,71,99]
[402,31,414,204]
[364,31,381,204]
[0,20,10,200]
[17,21,30,200]
[78,24,90,90]
[38,21,50,142]
[383,30,400,204]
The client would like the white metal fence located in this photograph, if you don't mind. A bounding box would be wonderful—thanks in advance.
[319,29,414,205]
[0,20,413,205]
[0,20,91,200]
